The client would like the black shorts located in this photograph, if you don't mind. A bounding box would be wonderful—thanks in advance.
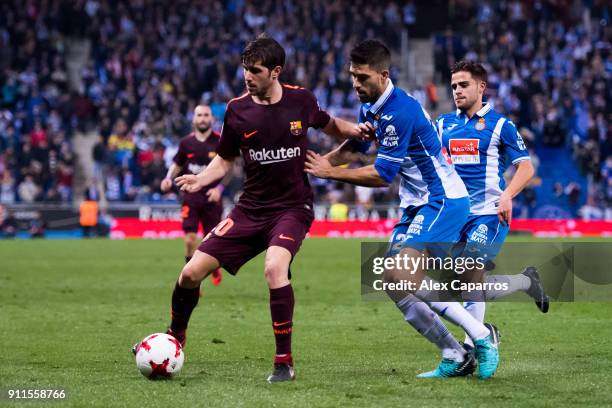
[197,205,314,274]
[181,201,223,235]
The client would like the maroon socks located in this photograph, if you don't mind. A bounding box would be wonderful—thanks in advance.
[270,284,294,364]
[170,281,200,333]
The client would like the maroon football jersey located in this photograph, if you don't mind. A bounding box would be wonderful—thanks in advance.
[217,85,331,212]
[173,131,221,206]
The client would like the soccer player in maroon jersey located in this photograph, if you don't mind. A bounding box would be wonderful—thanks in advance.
[160,104,224,286]
[169,35,369,383]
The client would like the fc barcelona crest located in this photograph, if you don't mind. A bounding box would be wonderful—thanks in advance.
[290,120,303,136]
[476,117,486,131]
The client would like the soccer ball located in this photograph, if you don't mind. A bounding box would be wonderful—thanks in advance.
[135,333,184,379]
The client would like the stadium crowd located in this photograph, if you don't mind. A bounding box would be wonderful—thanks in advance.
[0,0,407,209]
[0,0,609,219]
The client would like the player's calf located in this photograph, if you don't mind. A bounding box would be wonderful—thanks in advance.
[169,281,200,337]
[170,251,220,345]
[264,247,296,382]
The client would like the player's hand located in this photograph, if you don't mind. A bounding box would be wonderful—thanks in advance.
[305,150,333,179]
[498,191,513,225]
[160,177,173,193]
[358,122,376,141]
[175,174,204,193]
[206,186,222,203]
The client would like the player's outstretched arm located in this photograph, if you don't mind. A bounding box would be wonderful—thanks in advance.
[305,150,388,187]
[498,160,535,224]
[161,162,182,192]
[323,140,362,166]
[175,154,233,193]
[322,117,375,141]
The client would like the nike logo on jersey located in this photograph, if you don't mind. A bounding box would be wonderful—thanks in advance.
[381,114,393,120]
[243,130,258,139]
[279,234,295,241]
[447,124,458,131]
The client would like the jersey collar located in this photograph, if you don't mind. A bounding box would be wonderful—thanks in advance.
[368,79,394,115]
[456,102,493,118]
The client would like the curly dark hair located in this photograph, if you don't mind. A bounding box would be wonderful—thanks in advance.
[241,34,286,71]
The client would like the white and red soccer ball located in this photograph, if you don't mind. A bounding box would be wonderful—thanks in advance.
[135,333,184,379]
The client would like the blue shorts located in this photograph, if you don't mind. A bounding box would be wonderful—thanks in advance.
[457,214,509,261]
[389,197,470,257]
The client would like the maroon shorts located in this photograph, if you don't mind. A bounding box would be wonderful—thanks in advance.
[181,201,223,235]
[197,205,314,275]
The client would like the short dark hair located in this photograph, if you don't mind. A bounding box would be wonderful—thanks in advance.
[451,60,488,83]
[349,40,391,71]
[241,34,285,71]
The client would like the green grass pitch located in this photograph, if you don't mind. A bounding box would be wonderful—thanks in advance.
[1,237,611,407]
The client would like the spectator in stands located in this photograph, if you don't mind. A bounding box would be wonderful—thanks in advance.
[56,161,74,202]
[0,171,15,204]
[565,182,582,217]
[425,78,438,110]
[92,134,108,182]
[328,190,349,221]
[17,174,40,203]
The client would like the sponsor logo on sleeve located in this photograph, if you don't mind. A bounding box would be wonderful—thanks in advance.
[517,132,527,150]
[381,125,399,147]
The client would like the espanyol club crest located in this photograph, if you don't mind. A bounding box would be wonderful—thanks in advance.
[476,118,486,131]
[290,120,303,136]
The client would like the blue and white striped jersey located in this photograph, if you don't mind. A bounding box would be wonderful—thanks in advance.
[436,103,531,215]
[352,80,467,208]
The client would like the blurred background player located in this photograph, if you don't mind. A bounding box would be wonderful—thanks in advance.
[436,61,549,351]
[150,35,368,383]
[161,105,224,286]
[306,40,500,379]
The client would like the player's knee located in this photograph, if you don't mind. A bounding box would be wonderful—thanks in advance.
[263,261,288,286]
[383,269,401,285]
[184,233,197,246]
[180,263,205,286]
